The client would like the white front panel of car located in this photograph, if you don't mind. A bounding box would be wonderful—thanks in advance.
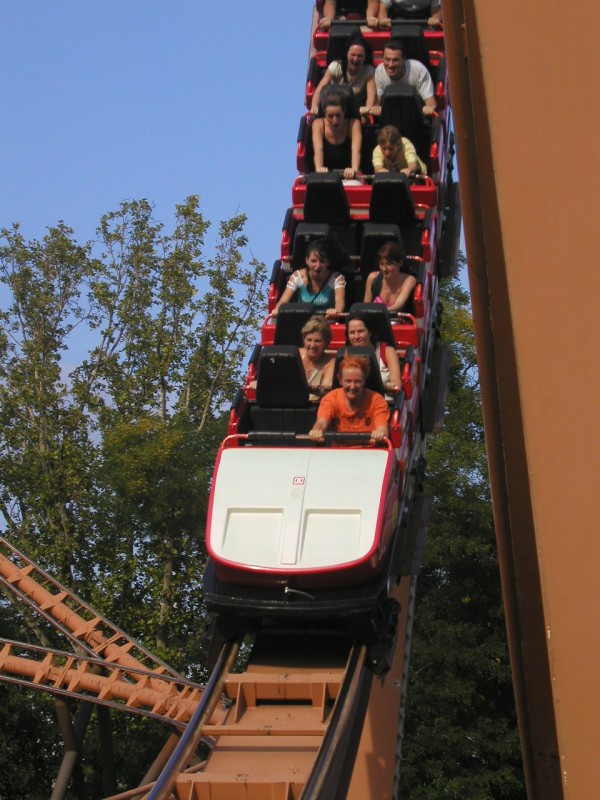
[209,447,388,570]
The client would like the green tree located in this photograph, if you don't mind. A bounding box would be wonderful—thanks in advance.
[0,198,266,658]
[0,199,267,796]
[399,273,525,798]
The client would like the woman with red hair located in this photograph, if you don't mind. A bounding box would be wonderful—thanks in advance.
[309,355,389,442]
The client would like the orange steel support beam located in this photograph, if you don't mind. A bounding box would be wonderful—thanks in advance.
[0,536,188,689]
[443,3,600,798]
[0,640,209,726]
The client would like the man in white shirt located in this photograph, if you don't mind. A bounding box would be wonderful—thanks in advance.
[374,38,436,115]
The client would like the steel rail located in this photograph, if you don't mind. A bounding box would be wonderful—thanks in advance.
[300,642,373,800]
[0,534,184,679]
[143,638,241,800]
[0,638,208,727]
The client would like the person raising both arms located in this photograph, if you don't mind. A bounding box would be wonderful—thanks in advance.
[309,355,390,443]
[273,237,346,319]
[311,32,376,117]
[319,0,381,31]
[363,240,417,313]
[312,88,362,181]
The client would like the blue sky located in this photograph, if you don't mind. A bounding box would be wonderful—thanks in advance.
[1,1,312,265]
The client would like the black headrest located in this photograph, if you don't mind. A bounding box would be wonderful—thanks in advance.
[359,224,404,278]
[326,22,361,64]
[292,223,331,270]
[380,84,427,138]
[304,172,351,225]
[274,303,317,347]
[348,302,397,347]
[256,346,310,408]
[390,24,430,64]
[369,173,415,226]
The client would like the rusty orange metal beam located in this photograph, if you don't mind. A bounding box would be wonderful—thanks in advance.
[443,2,600,798]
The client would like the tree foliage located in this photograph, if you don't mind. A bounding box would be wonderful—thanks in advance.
[0,228,526,797]
[0,199,266,796]
[399,273,525,799]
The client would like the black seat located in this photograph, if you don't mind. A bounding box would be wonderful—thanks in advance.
[359,223,404,278]
[291,223,330,270]
[256,346,310,408]
[369,173,425,257]
[348,303,396,346]
[304,172,350,225]
[369,172,415,226]
[379,84,434,165]
[274,303,316,347]
[361,123,378,174]
[326,22,361,64]
[332,346,386,396]
[341,269,365,309]
[390,24,431,66]
[301,173,357,262]
[251,345,317,435]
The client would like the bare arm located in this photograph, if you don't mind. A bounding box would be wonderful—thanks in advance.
[364,72,377,112]
[366,0,380,27]
[272,271,303,317]
[309,416,331,441]
[428,6,442,26]
[320,0,336,29]
[325,281,346,318]
[346,118,362,179]
[321,357,335,390]
[312,118,327,172]
[384,345,402,390]
[423,96,437,116]
[401,160,420,176]
[378,1,391,29]
[363,272,377,302]
[372,146,387,173]
[272,286,296,317]
[371,425,388,441]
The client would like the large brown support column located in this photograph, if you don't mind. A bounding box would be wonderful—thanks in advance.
[443,2,600,798]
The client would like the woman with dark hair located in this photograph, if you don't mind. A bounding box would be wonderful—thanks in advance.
[312,88,362,180]
[363,240,417,313]
[273,238,346,319]
[346,310,402,393]
[311,32,376,116]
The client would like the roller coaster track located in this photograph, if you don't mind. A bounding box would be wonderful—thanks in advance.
[0,534,186,679]
[0,533,406,799]
[103,634,372,800]
[1,526,417,798]
[0,7,447,796]
[0,534,210,717]
[0,638,208,727]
